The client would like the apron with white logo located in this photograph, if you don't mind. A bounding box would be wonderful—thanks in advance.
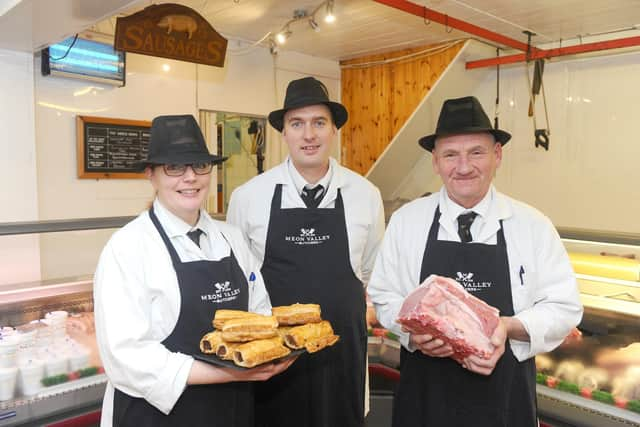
[392,207,536,427]
[256,184,367,427]
[111,206,252,427]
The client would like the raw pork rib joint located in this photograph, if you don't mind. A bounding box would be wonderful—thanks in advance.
[397,274,500,363]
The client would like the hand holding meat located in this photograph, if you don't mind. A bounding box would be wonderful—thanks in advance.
[397,275,501,365]
[461,318,507,375]
[407,330,454,358]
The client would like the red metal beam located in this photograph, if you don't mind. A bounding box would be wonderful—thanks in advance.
[466,35,640,69]
[372,0,534,53]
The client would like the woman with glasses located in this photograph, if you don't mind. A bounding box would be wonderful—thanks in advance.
[93,115,293,427]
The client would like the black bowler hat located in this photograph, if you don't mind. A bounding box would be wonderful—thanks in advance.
[137,115,226,170]
[268,77,348,132]
[418,96,511,152]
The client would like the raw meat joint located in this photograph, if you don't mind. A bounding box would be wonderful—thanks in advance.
[397,274,500,363]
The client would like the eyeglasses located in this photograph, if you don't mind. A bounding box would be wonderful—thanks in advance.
[162,162,213,176]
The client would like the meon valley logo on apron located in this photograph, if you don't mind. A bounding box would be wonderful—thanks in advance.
[285,227,331,246]
[455,272,492,293]
[201,280,240,303]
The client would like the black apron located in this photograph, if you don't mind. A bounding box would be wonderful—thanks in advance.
[392,207,536,427]
[112,207,253,427]
[256,184,367,427]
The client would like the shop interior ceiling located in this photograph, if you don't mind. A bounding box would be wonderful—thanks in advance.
[1,0,640,61]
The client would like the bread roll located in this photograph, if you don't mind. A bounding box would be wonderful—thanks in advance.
[213,309,263,330]
[554,360,585,384]
[233,336,291,368]
[595,342,640,374]
[222,315,278,342]
[272,303,322,325]
[284,320,334,349]
[535,354,554,373]
[577,367,609,391]
[612,366,640,400]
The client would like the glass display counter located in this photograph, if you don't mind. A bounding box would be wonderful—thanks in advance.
[0,217,128,426]
[536,228,640,427]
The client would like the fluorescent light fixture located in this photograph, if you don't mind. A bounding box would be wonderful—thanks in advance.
[42,36,126,86]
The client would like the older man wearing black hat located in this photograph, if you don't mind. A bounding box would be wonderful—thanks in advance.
[368,97,582,427]
[227,77,385,427]
[94,115,293,427]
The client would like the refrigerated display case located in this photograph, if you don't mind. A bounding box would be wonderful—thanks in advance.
[365,228,640,427]
[0,217,131,427]
[536,228,640,427]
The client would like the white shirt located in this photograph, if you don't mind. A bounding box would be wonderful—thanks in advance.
[288,157,333,196]
[367,186,583,361]
[94,200,270,424]
[227,157,386,286]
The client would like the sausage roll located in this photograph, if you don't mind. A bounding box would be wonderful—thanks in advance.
[305,334,340,353]
[222,315,279,342]
[216,341,242,360]
[213,309,263,330]
[272,303,322,325]
[200,330,223,354]
[284,320,334,349]
[233,336,292,368]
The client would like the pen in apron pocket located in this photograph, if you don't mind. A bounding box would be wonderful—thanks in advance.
[519,265,525,285]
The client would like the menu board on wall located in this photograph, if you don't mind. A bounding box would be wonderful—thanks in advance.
[76,115,151,179]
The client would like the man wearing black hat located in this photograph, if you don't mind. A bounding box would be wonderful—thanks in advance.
[94,115,293,427]
[367,97,582,427]
[227,77,385,427]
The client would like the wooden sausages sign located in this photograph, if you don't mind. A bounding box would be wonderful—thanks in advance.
[114,3,227,67]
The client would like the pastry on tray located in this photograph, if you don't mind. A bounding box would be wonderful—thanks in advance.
[272,303,322,325]
[213,309,263,330]
[305,334,340,353]
[284,320,336,350]
[200,330,224,354]
[233,336,292,368]
[221,315,279,342]
[216,341,242,361]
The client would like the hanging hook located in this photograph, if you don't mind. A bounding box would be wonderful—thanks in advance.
[423,6,430,26]
[444,15,453,33]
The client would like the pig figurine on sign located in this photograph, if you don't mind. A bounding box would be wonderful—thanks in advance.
[157,14,198,39]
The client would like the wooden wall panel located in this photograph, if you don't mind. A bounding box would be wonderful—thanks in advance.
[340,41,464,175]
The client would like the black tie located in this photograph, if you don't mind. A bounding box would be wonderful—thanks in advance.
[301,185,325,208]
[187,229,203,248]
[457,212,477,243]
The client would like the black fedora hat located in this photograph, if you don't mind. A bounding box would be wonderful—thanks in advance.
[137,115,226,171]
[418,96,511,152]
[268,77,348,132]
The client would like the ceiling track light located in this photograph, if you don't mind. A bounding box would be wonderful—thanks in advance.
[269,0,336,49]
[275,27,291,44]
[325,0,336,24]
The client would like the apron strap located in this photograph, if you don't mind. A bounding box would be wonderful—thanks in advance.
[271,184,284,211]
[149,206,182,269]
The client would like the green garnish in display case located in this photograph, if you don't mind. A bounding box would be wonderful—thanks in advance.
[591,390,615,405]
[536,373,547,385]
[41,366,104,387]
[385,331,399,341]
[557,380,580,395]
[626,400,640,414]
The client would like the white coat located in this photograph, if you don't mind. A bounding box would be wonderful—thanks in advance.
[367,187,583,361]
